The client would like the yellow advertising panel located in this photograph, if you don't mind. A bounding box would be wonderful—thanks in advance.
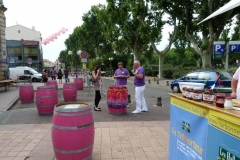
[208,109,240,138]
[170,97,208,118]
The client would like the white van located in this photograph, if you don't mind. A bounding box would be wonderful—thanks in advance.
[9,67,42,82]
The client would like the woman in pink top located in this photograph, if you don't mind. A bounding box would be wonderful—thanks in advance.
[92,66,102,111]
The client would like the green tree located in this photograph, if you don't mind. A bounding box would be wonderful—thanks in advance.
[58,50,71,69]
[98,0,150,61]
[156,0,240,68]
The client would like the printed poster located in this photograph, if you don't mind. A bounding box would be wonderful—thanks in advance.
[206,125,240,160]
[169,97,208,160]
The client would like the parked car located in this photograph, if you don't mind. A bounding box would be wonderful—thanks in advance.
[9,66,42,82]
[170,70,232,93]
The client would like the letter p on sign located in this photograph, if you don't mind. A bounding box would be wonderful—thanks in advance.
[215,45,221,51]
[231,45,236,51]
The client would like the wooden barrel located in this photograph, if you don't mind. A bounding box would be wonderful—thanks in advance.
[36,85,58,116]
[19,84,34,103]
[47,80,58,90]
[107,85,128,115]
[63,82,77,102]
[52,102,94,160]
[74,78,83,90]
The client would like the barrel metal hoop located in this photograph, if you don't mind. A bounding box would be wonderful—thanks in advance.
[54,144,93,154]
[56,155,91,160]
[52,121,94,130]
[37,105,54,108]
[54,110,92,117]
[36,95,57,99]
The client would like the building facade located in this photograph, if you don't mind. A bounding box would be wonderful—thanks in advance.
[6,40,42,72]
[43,59,55,68]
[6,25,43,72]
[0,0,7,80]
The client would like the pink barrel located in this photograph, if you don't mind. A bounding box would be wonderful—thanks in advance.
[47,80,58,90]
[74,78,83,90]
[52,102,94,160]
[36,86,58,116]
[19,84,34,103]
[63,82,77,102]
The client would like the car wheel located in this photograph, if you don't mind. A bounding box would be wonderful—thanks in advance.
[32,78,37,82]
[172,85,180,93]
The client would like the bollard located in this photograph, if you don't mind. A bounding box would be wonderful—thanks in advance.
[157,80,159,84]
[128,94,131,104]
[148,79,151,84]
[166,81,169,86]
[156,97,162,107]
[154,78,156,81]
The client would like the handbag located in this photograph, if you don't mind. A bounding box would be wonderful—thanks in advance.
[89,76,96,82]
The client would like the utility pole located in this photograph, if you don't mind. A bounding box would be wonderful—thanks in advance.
[225,42,229,70]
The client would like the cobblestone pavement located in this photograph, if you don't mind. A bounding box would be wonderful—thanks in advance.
[0,121,169,160]
[0,79,171,160]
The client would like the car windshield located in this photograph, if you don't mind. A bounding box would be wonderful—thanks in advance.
[218,71,232,80]
[29,68,38,74]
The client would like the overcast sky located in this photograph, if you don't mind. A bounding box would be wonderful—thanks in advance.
[4,0,172,63]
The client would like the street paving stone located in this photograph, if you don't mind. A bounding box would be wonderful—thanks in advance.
[0,121,169,160]
[0,79,171,159]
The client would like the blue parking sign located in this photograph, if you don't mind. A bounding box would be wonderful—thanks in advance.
[229,41,240,52]
[213,41,225,54]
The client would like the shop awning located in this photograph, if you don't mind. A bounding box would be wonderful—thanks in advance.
[198,0,240,24]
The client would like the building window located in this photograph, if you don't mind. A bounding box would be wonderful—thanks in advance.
[24,47,38,60]
[7,47,22,60]
[18,30,20,33]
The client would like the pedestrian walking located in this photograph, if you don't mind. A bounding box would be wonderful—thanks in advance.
[92,66,102,111]
[114,62,130,107]
[131,60,148,114]
[42,69,48,85]
[64,68,69,83]
[57,69,63,84]
[50,66,57,80]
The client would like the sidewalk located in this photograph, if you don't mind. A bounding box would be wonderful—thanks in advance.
[0,121,169,160]
[0,77,79,113]
[0,79,170,160]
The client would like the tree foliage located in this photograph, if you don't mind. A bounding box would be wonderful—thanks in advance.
[155,0,240,68]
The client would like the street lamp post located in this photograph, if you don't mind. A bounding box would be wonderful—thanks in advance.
[109,57,113,76]
[55,59,59,71]
[68,50,81,78]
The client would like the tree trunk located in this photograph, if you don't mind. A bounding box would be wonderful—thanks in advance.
[196,58,201,67]
[158,54,164,79]
[201,50,212,69]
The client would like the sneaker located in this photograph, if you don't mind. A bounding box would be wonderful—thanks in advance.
[132,110,141,114]
[127,105,130,108]
[141,110,148,112]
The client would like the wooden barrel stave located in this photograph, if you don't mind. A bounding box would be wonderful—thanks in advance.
[47,80,58,90]
[19,84,34,103]
[36,86,58,115]
[52,102,94,160]
[74,78,83,90]
[63,82,77,102]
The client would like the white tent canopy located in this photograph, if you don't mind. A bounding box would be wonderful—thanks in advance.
[198,0,240,24]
